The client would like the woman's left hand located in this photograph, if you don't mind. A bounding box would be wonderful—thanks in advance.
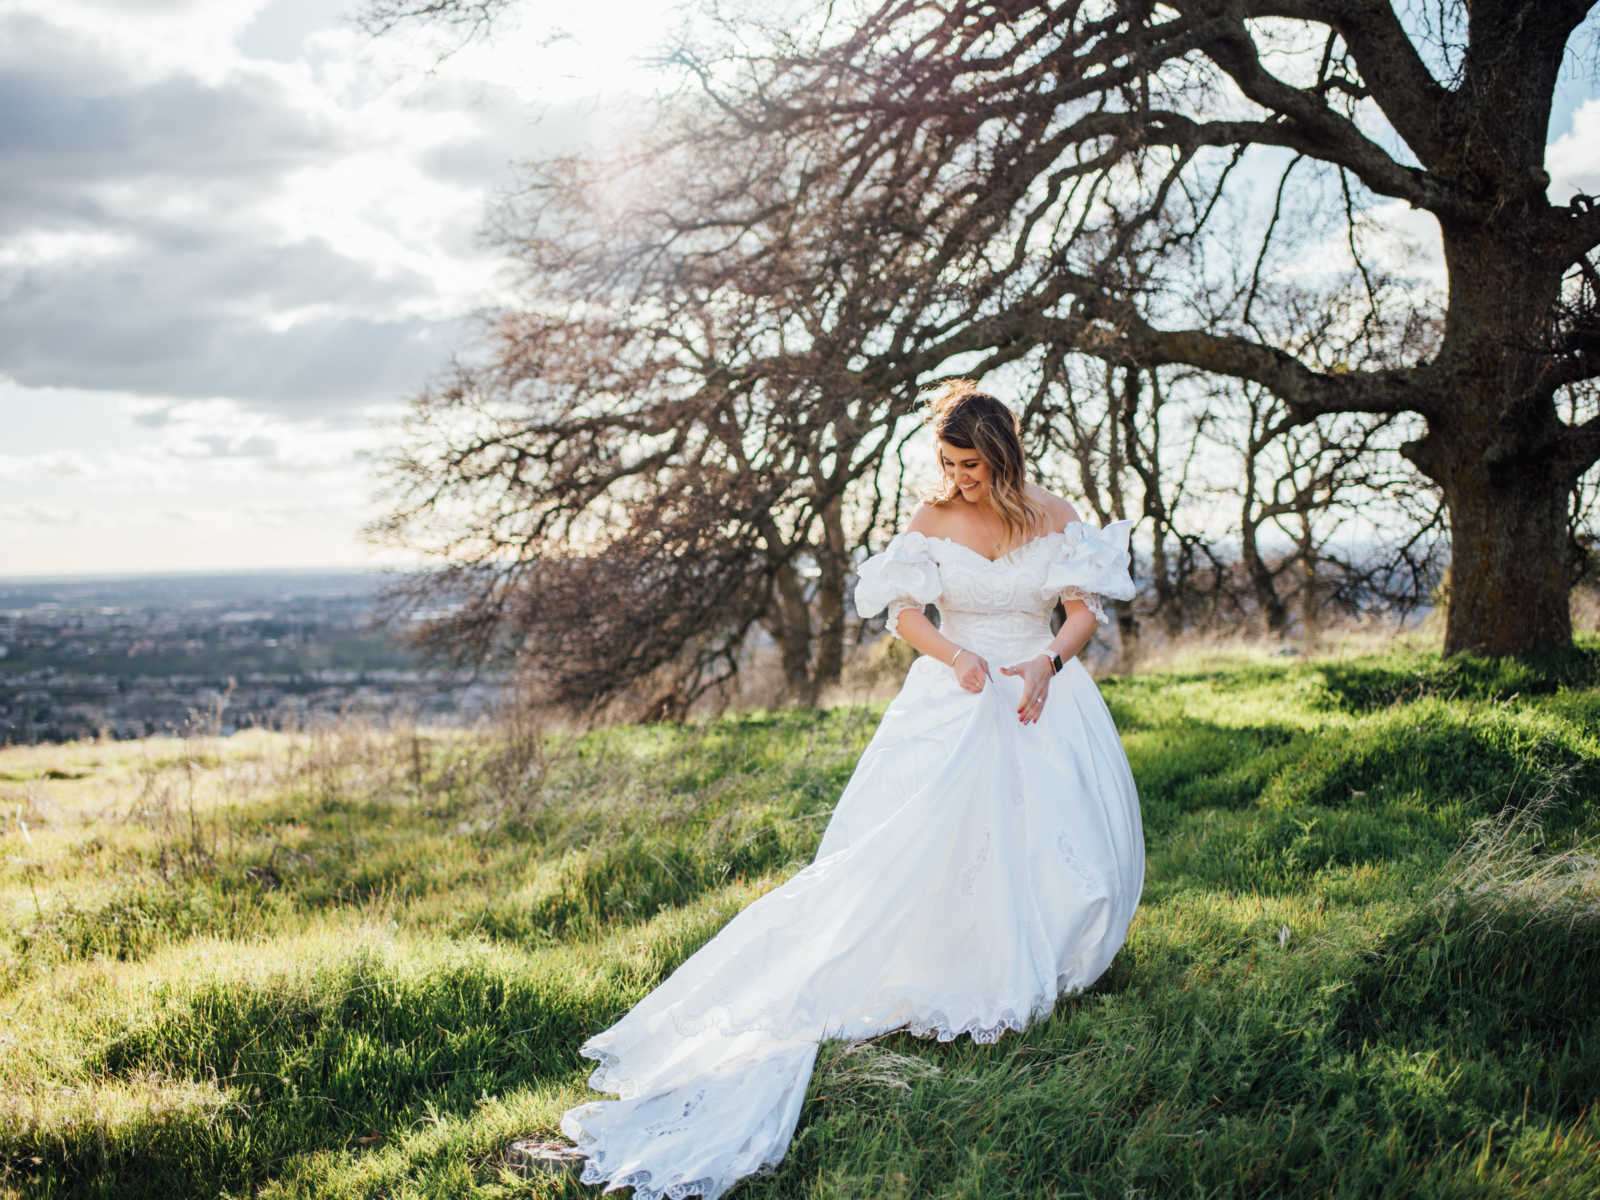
[999,654,1054,725]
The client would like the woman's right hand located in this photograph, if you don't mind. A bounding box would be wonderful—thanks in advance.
[951,648,990,692]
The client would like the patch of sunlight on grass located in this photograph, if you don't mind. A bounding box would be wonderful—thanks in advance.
[1,1070,235,1151]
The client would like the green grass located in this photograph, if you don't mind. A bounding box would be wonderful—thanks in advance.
[3,640,1598,1198]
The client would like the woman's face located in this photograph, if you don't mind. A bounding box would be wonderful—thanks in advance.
[938,439,992,504]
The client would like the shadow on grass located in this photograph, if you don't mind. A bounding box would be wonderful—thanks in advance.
[1336,891,1600,1123]
[458,827,813,947]
[11,948,617,1198]
[1312,636,1600,713]
[29,680,1593,978]
[1131,696,1597,895]
[8,709,869,977]
[1124,717,1302,822]
[1255,698,1597,828]
[11,650,1600,1197]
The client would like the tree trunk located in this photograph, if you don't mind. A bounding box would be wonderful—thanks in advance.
[770,563,817,702]
[1120,367,1184,638]
[1115,605,1140,672]
[1297,524,1321,643]
[1240,520,1289,635]
[1413,221,1575,658]
[1149,528,1181,638]
[1437,465,1573,656]
[812,497,847,692]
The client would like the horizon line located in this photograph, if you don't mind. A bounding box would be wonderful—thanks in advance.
[0,563,426,584]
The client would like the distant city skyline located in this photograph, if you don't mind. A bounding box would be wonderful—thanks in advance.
[2,1,1598,577]
[0,565,499,742]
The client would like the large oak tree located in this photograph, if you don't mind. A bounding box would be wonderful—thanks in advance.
[374,0,1600,680]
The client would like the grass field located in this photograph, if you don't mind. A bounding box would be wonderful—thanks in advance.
[3,641,1599,1199]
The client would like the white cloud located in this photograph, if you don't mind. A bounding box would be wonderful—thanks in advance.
[14,0,283,88]
[0,230,139,268]
[1309,96,1600,296]
[1355,201,1447,291]
[0,502,84,526]
[0,382,400,575]
[2,393,380,507]
[0,449,102,480]
[0,0,656,429]
[1548,97,1600,204]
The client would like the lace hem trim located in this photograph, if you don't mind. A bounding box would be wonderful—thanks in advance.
[577,1161,725,1200]
[568,989,1092,1197]
[1060,586,1109,625]
[578,990,1067,1098]
[885,598,925,639]
[563,1070,782,1200]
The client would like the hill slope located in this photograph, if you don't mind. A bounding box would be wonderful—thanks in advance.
[3,643,1599,1198]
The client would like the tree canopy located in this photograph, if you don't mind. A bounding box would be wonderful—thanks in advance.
[373,0,1600,710]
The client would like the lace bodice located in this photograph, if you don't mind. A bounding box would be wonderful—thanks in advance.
[854,520,1136,659]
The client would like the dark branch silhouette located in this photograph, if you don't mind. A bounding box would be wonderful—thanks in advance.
[370,0,1600,700]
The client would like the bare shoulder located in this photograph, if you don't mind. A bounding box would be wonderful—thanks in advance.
[905,502,949,536]
[1026,484,1081,532]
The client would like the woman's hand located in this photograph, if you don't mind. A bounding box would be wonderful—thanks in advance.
[950,648,990,693]
[1000,654,1054,724]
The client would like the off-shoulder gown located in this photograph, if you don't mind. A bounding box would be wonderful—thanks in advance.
[560,521,1145,1199]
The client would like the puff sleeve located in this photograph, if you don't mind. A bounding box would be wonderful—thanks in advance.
[1043,519,1136,625]
[854,532,942,639]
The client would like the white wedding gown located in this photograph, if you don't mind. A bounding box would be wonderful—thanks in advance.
[560,521,1145,1199]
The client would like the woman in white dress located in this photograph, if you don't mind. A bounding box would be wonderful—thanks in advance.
[559,380,1144,1199]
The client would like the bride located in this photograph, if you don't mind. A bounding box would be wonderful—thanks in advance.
[559,380,1145,1199]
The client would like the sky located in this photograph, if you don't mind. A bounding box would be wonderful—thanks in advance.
[0,0,679,576]
[0,1,1597,578]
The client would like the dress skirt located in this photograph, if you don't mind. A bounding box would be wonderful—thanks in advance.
[560,623,1144,1200]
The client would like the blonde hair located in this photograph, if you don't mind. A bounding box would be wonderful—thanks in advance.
[922,379,1047,553]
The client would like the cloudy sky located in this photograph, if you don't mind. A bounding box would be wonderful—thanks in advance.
[1,1,1597,578]
[0,0,677,576]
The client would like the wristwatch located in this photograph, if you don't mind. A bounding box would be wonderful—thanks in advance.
[1047,652,1064,675]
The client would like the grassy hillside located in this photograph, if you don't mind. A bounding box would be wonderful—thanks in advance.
[2,642,1598,1199]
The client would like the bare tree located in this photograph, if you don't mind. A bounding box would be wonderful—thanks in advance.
[373,0,1600,673]
[1222,386,1428,634]
[1202,266,1447,635]
[371,289,917,713]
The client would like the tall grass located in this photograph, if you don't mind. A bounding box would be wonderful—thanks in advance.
[2,639,1598,1198]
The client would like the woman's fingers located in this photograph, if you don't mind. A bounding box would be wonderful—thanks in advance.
[990,660,1049,718]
